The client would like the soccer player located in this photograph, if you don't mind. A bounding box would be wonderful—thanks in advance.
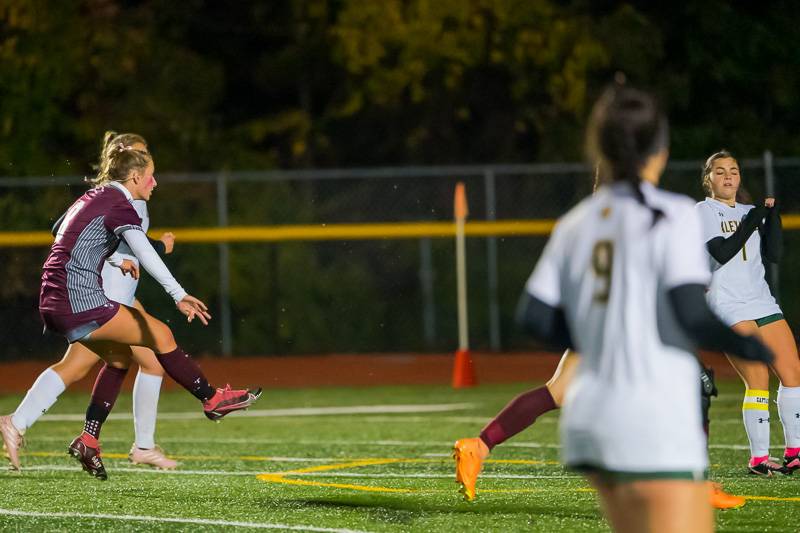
[696,150,800,476]
[1,137,261,480]
[462,83,772,532]
[454,184,743,510]
[0,133,181,471]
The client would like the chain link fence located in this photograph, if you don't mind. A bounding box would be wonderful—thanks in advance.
[1,157,798,361]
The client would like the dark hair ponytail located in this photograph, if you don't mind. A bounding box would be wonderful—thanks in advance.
[586,83,668,225]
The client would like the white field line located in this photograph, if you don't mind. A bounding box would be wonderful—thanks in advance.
[23,437,757,452]
[22,464,577,480]
[0,508,370,532]
[36,403,475,422]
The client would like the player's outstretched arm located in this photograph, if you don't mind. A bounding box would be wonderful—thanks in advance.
[122,229,211,325]
[668,283,773,364]
[515,292,574,351]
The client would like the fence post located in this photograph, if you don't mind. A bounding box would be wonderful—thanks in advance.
[763,150,780,302]
[419,237,436,347]
[217,171,233,356]
[484,168,501,351]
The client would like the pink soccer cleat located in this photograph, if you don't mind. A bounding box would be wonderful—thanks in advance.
[129,444,178,470]
[203,385,262,421]
[748,456,788,476]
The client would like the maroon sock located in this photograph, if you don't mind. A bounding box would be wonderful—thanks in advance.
[479,385,558,450]
[156,346,215,402]
[83,364,128,439]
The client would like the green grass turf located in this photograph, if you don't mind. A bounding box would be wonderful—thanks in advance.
[0,379,796,532]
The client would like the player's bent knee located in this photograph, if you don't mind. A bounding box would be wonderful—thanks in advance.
[149,320,176,353]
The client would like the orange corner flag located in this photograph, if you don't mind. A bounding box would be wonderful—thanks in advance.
[454,182,468,219]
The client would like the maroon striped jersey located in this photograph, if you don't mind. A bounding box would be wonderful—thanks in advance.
[40,183,142,315]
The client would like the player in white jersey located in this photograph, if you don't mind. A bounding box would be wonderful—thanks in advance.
[0,133,178,470]
[454,177,745,511]
[517,85,771,532]
[696,150,800,476]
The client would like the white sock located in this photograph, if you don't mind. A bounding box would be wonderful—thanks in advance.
[742,389,771,459]
[777,385,800,449]
[11,368,66,433]
[133,371,162,449]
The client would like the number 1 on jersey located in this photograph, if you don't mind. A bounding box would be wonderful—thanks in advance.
[592,240,614,302]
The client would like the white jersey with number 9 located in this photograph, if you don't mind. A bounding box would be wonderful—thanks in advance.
[525,181,711,474]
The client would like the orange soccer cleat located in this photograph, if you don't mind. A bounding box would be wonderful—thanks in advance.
[453,437,490,501]
[709,482,746,510]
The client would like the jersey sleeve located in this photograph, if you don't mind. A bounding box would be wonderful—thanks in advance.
[662,203,712,289]
[695,202,722,243]
[524,223,565,307]
[104,200,143,236]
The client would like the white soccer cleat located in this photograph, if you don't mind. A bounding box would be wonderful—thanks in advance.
[0,415,24,471]
[128,444,178,470]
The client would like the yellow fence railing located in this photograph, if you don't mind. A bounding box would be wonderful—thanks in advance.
[2,215,799,247]
[0,220,557,247]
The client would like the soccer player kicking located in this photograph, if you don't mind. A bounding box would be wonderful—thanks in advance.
[1,140,260,480]
[1,132,179,471]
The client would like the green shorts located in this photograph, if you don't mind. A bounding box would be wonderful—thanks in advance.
[571,463,708,483]
[756,313,784,327]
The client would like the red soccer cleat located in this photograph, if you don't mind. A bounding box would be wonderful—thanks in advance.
[203,385,262,421]
[68,433,107,480]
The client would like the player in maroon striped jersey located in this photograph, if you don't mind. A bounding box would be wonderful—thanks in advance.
[1,142,261,480]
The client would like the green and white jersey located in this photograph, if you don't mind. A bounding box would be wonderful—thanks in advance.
[695,198,780,326]
[526,181,709,474]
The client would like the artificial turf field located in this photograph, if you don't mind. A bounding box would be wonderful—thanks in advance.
[0,379,797,532]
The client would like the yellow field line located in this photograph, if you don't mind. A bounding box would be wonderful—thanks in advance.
[743,495,800,502]
[20,450,800,501]
[277,458,406,475]
[256,473,412,493]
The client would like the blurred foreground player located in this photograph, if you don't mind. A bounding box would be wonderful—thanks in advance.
[455,178,744,510]
[458,82,772,532]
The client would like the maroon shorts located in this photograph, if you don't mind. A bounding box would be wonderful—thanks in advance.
[40,301,120,343]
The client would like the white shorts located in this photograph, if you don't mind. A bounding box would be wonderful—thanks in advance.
[560,371,708,475]
[101,257,139,307]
